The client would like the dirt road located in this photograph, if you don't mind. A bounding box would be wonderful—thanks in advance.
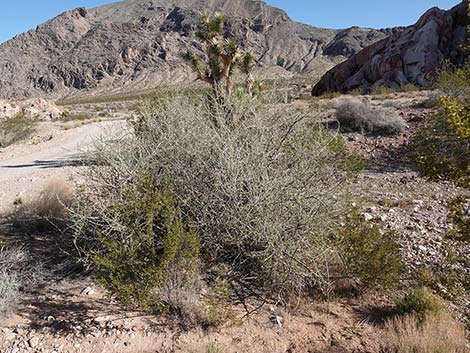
[0,120,124,212]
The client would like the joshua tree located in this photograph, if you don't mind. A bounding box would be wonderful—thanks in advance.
[183,12,255,99]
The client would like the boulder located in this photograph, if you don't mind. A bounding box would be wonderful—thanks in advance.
[312,2,470,95]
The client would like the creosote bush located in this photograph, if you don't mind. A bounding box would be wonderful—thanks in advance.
[447,195,470,242]
[78,174,200,312]
[334,99,406,135]
[72,91,361,304]
[338,211,403,291]
[396,287,442,323]
[415,60,470,188]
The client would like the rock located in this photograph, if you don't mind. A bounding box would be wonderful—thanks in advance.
[81,286,95,296]
[0,0,390,100]
[28,336,40,348]
[3,332,16,341]
[0,98,63,120]
[313,2,469,95]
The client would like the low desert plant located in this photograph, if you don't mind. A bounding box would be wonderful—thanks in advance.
[74,174,200,312]
[0,113,36,147]
[396,287,442,323]
[334,99,406,135]
[416,60,470,188]
[59,112,92,122]
[338,211,403,291]
[381,311,468,353]
[447,195,470,242]
[72,91,357,302]
[12,180,72,232]
[0,247,31,315]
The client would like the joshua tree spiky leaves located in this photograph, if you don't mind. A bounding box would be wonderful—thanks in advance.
[183,12,255,98]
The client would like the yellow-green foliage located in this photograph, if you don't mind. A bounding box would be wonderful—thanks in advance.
[447,195,470,242]
[92,175,200,311]
[339,211,403,290]
[415,59,470,188]
[415,114,470,188]
[440,96,470,139]
[205,278,237,327]
[396,287,442,323]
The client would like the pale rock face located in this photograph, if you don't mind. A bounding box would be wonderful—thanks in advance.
[0,98,63,121]
[312,2,469,95]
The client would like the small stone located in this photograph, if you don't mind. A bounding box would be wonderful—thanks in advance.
[81,286,95,296]
[28,336,40,348]
[4,332,16,341]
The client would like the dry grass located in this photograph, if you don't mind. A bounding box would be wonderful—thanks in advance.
[381,312,469,353]
[24,180,72,219]
[0,113,37,147]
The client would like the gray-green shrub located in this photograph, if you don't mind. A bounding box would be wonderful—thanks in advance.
[0,246,31,315]
[334,99,406,135]
[72,92,354,301]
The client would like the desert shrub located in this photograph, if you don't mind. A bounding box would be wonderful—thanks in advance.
[416,60,470,188]
[77,174,200,312]
[381,311,468,353]
[415,114,470,188]
[334,99,406,135]
[60,112,92,122]
[0,113,36,147]
[12,180,72,233]
[204,278,237,327]
[447,195,470,242]
[72,92,357,302]
[396,287,442,323]
[0,247,31,315]
[338,211,403,291]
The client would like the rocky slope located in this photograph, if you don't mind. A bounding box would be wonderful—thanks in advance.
[312,1,469,95]
[0,0,391,99]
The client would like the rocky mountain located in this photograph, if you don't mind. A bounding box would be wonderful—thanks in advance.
[0,0,391,99]
[312,1,469,95]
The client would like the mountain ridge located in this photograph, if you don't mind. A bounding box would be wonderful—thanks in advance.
[0,0,391,99]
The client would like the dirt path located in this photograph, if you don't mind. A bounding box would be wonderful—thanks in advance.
[0,120,124,213]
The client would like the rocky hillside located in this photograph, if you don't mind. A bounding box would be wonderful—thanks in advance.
[312,1,469,95]
[0,0,391,99]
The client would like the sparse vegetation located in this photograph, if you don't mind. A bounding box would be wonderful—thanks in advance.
[415,60,470,188]
[0,246,31,315]
[381,311,468,353]
[59,112,93,122]
[0,113,36,147]
[396,287,442,322]
[447,195,470,242]
[334,99,406,135]
[338,211,403,291]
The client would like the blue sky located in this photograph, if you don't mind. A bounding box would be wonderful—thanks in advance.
[0,0,461,43]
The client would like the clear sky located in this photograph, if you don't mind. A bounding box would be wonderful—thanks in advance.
[0,0,461,43]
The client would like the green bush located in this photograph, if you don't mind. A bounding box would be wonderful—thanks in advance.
[84,175,200,312]
[396,287,442,323]
[0,113,36,147]
[447,196,470,242]
[338,211,403,290]
[415,60,470,188]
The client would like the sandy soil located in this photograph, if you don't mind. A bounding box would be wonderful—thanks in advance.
[0,120,124,213]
